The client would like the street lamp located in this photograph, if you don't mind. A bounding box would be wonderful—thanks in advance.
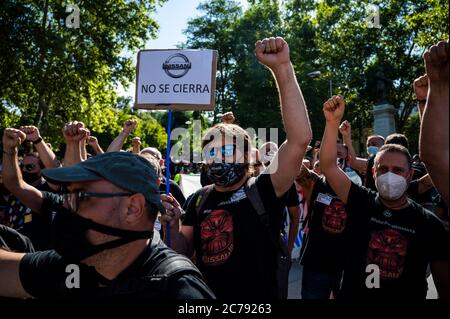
[307,71,333,97]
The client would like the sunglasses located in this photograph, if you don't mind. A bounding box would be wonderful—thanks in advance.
[204,144,236,160]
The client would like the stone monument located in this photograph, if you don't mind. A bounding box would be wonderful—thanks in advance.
[372,68,396,137]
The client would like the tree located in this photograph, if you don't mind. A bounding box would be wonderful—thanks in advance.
[0,0,166,144]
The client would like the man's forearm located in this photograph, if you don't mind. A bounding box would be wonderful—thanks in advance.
[34,140,59,168]
[287,206,300,255]
[272,64,312,147]
[107,131,129,152]
[320,122,340,172]
[163,224,192,257]
[64,142,83,167]
[2,148,23,191]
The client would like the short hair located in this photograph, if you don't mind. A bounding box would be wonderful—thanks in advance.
[374,144,412,169]
[367,135,385,146]
[385,133,409,150]
[202,123,252,165]
[141,147,162,160]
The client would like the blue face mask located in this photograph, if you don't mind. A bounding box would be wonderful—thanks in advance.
[367,146,379,156]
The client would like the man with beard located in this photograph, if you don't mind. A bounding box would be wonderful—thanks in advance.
[319,95,448,299]
[161,37,312,299]
[0,129,214,299]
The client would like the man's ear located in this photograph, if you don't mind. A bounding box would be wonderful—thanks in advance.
[125,193,146,224]
[406,168,415,183]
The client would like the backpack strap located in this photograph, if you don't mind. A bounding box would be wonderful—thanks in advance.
[244,177,269,226]
[195,184,215,217]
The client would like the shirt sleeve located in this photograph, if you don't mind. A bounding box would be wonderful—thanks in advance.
[255,173,286,216]
[345,182,377,219]
[40,191,64,219]
[19,250,67,298]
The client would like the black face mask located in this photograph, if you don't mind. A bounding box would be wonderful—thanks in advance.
[206,162,246,187]
[52,207,153,262]
[22,171,41,184]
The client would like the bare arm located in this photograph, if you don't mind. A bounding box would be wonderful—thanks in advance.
[0,249,31,298]
[160,194,195,257]
[420,41,449,207]
[255,37,312,197]
[339,120,368,174]
[319,96,352,204]
[87,136,104,155]
[431,260,449,299]
[20,126,59,169]
[62,121,88,167]
[287,205,300,256]
[2,129,44,214]
[131,137,141,154]
[107,119,137,152]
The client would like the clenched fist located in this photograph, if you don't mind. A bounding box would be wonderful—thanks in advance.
[339,120,351,139]
[222,112,235,124]
[20,126,41,142]
[62,121,88,144]
[413,74,429,102]
[424,41,448,84]
[255,37,290,70]
[323,95,346,123]
[87,136,99,147]
[123,119,137,135]
[160,193,183,228]
[2,128,26,151]
[131,137,141,147]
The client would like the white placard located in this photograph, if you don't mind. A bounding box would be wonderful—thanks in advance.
[135,49,217,110]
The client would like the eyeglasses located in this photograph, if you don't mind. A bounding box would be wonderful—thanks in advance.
[63,191,136,212]
[204,144,236,160]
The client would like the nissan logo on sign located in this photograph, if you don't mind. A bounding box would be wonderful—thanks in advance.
[162,53,191,78]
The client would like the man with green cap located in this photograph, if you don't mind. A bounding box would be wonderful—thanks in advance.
[0,128,215,299]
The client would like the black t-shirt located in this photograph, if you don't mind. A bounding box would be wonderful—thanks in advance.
[0,224,35,253]
[5,182,56,251]
[299,177,348,272]
[19,232,215,300]
[182,173,286,299]
[341,182,449,299]
[160,177,186,207]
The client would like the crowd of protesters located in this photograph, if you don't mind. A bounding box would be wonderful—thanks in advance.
[0,37,448,300]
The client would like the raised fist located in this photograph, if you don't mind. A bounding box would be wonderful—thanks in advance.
[2,128,26,151]
[413,74,429,102]
[222,112,235,124]
[255,37,290,70]
[19,126,41,142]
[131,137,141,147]
[62,121,88,143]
[160,193,183,228]
[339,120,351,138]
[424,41,448,84]
[87,136,99,146]
[323,95,345,123]
[123,119,137,134]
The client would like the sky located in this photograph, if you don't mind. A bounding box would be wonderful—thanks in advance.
[118,0,249,98]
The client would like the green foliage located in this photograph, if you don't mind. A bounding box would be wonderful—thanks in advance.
[182,0,448,149]
[0,0,167,149]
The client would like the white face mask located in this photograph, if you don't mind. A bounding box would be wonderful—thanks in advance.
[375,172,408,201]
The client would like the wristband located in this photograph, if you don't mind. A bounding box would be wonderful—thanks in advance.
[32,137,43,144]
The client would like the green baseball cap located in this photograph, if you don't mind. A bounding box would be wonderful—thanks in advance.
[41,152,165,213]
